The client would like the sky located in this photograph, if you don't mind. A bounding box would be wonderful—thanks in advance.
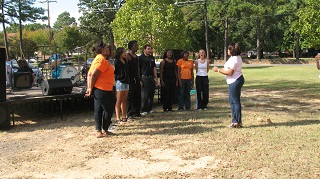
[34,0,81,27]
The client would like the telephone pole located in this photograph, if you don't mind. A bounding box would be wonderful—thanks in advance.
[40,0,56,47]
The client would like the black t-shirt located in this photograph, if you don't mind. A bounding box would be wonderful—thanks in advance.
[114,59,129,84]
[128,53,140,80]
[139,54,156,76]
[163,59,176,80]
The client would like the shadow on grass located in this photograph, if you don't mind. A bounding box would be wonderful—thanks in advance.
[247,119,320,128]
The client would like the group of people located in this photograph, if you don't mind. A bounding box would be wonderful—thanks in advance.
[85,40,245,138]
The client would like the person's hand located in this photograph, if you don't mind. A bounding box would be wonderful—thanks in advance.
[161,81,165,87]
[85,88,91,97]
[213,66,219,72]
[179,81,182,87]
[140,81,144,88]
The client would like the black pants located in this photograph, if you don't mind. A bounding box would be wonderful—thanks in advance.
[196,76,209,109]
[141,76,155,113]
[127,79,141,117]
[93,88,115,132]
[161,79,176,111]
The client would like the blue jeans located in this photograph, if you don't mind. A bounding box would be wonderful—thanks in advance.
[228,75,244,124]
[93,88,115,132]
[179,79,192,110]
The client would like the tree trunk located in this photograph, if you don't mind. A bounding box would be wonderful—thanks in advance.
[256,18,261,60]
[1,1,9,61]
[224,16,228,61]
[18,0,23,60]
[295,32,300,60]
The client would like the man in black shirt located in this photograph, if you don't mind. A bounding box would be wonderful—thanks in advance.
[127,40,141,119]
[140,44,158,115]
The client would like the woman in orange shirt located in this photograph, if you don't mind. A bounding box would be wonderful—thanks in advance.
[85,41,115,138]
[177,50,194,110]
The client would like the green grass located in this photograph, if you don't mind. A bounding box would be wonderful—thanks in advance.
[1,65,319,178]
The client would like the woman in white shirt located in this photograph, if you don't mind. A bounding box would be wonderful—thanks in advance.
[213,43,245,128]
[195,49,210,110]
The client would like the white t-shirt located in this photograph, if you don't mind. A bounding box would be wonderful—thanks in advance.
[196,59,208,76]
[223,56,243,84]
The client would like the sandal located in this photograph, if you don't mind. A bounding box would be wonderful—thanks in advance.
[228,123,240,128]
[96,131,105,138]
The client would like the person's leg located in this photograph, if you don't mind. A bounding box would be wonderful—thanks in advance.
[167,80,175,111]
[185,80,192,110]
[148,78,155,112]
[127,82,135,117]
[121,90,129,119]
[202,76,209,108]
[140,77,150,113]
[178,80,186,110]
[115,90,123,121]
[134,83,141,116]
[161,85,168,111]
[228,75,244,125]
[100,91,115,132]
[93,88,103,132]
[196,76,203,109]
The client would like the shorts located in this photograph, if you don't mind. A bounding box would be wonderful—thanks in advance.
[116,80,129,91]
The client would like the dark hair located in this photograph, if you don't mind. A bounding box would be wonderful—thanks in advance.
[115,47,126,60]
[181,50,189,58]
[128,40,137,50]
[143,44,152,50]
[228,42,241,56]
[92,41,106,54]
[163,49,174,59]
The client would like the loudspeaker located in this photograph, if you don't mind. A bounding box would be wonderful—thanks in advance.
[41,78,73,96]
[13,72,33,89]
[0,101,11,130]
[0,48,6,101]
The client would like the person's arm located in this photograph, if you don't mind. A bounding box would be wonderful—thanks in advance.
[85,67,101,96]
[195,59,198,74]
[153,66,158,86]
[316,55,320,70]
[212,66,234,76]
[177,66,182,87]
[191,62,194,87]
[160,60,165,87]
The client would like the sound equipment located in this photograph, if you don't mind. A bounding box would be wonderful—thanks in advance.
[12,72,33,89]
[0,48,6,101]
[41,78,73,96]
[0,101,11,130]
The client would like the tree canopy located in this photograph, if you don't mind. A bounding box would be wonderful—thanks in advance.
[53,11,76,29]
[112,0,188,54]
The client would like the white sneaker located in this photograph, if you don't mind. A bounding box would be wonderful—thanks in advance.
[140,112,148,116]
[148,110,154,114]
[108,125,116,132]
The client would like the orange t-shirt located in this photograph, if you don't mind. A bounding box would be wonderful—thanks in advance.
[176,58,194,80]
[89,54,115,91]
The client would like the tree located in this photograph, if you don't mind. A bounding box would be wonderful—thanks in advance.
[9,36,37,60]
[112,0,188,54]
[78,0,123,48]
[53,11,76,29]
[54,26,83,56]
[4,0,46,60]
[292,0,320,49]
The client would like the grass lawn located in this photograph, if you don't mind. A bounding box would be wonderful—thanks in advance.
[0,65,319,178]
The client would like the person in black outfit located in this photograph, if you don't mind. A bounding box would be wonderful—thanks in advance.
[160,49,178,112]
[126,40,142,119]
[139,44,159,116]
[114,47,130,124]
